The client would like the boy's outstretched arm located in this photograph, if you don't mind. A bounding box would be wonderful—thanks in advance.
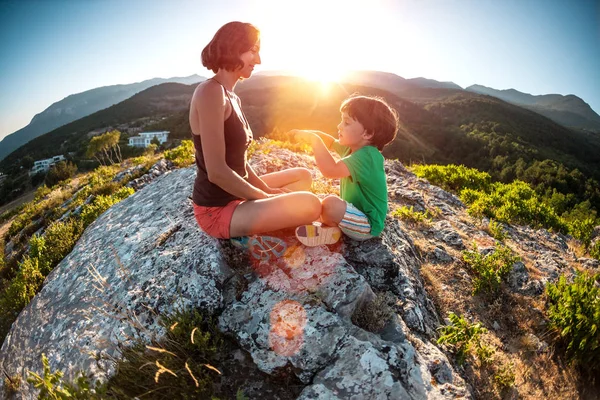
[291,130,350,179]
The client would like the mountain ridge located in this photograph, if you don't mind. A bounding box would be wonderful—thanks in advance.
[466,84,600,131]
[0,74,206,161]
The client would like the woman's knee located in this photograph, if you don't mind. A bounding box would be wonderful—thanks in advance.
[300,192,322,220]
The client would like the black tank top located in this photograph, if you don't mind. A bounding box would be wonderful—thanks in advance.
[192,79,253,206]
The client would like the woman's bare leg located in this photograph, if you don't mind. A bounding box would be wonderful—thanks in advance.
[260,168,312,192]
[229,191,321,237]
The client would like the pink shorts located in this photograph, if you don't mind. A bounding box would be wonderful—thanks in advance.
[193,200,243,239]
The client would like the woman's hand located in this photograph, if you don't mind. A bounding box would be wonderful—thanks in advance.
[266,187,292,195]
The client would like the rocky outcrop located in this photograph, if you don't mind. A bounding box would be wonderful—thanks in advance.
[1,145,596,398]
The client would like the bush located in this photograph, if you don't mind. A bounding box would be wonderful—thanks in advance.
[80,187,134,228]
[164,140,194,167]
[391,205,432,225]
[410,164,491,193]
[437,312,493,365]
[45,161,77,187]
[487,219,506,241]
[461,181,566,232]
[590,241,600,260]
[462,244,520,295]
[0,255,45,327]
[34,185,52,201]
[27,354,107,399]
[546,272,600,373]
[107,308,225,398]
[351,291,395,332]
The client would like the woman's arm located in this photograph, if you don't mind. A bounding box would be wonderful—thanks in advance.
[191,83,269,200]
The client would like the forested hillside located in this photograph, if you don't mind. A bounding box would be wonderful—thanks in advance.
[2,75,599,217]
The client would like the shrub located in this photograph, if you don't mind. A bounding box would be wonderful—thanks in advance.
[351,291,395,332]
[437,312,492,365]
[487,219,506,241]
[462,244,520,295]
[563,216,597,247]
[392,205,432,225]
[107,308,225,398]
[493,362,516,391]
[0,255,44,322]
[164,140,194,167]
[45,161,77,187]
[27,354,107,399]
[80,187,134,228]
[546,272,600,373]
[461,181,566,232]
[410,164,491,193]
[34,185,52,201]
[41,219,84,271]
[590,241,600,260]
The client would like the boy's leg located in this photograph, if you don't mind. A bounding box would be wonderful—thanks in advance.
[260,168,312,192]
[294,195,345,247]
[321,195,347,226]
[229,191,321,237]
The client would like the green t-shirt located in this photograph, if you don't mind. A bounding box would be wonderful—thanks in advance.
[331,141,388,236]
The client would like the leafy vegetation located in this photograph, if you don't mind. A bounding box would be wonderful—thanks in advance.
[437,312,493,366]
[391,205,433,225]
[27,354,107,399]
[23,309,249,399]
[412,164,599,258]
[86,130,123,166]
[0,168,135,342]
[462,244,520,295]
[164,140,194,167]
[546,272,600,374]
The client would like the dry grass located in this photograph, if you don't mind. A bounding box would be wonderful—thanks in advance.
[412,228,583,399]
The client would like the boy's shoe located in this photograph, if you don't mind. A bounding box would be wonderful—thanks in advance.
[295,225,342,247]
[231,235,287,262]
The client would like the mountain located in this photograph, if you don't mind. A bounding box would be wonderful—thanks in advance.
[407,77,462,90]
[0,82,199,172]
[466,84,600,132]
[0,75,206,162]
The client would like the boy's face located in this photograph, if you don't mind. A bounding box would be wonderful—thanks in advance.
[337,111,369,150]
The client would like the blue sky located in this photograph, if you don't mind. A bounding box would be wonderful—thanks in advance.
[0,0,599,142]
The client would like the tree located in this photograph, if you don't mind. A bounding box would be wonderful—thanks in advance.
[45,161,77,187]
[86,130,122,165]
[151,136,161,147]
[21,155,34,170]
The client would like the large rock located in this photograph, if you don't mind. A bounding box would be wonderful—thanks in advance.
[1,149,485,398]
[0,167,233,398]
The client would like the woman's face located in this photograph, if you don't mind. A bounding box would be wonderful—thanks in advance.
[238,40,261,78]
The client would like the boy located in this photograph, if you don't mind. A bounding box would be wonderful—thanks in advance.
[293,94,399,246]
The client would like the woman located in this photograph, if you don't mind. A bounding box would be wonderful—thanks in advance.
[189,21,321,247]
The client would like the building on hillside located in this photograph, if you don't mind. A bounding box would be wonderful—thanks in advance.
[128,131,169,148]
[0,173,6,185]
[29,155,66,176]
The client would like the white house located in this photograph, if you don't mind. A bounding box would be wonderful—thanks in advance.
[128,131,169,148]
[29,155,66,176]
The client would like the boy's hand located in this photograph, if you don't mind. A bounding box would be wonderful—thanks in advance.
[290,129,315,144]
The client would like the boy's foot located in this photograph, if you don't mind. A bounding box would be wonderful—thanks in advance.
[295,225,342,247]
[231,235,287,261]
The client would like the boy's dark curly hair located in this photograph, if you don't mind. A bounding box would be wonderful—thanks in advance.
[340,95,399,151]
